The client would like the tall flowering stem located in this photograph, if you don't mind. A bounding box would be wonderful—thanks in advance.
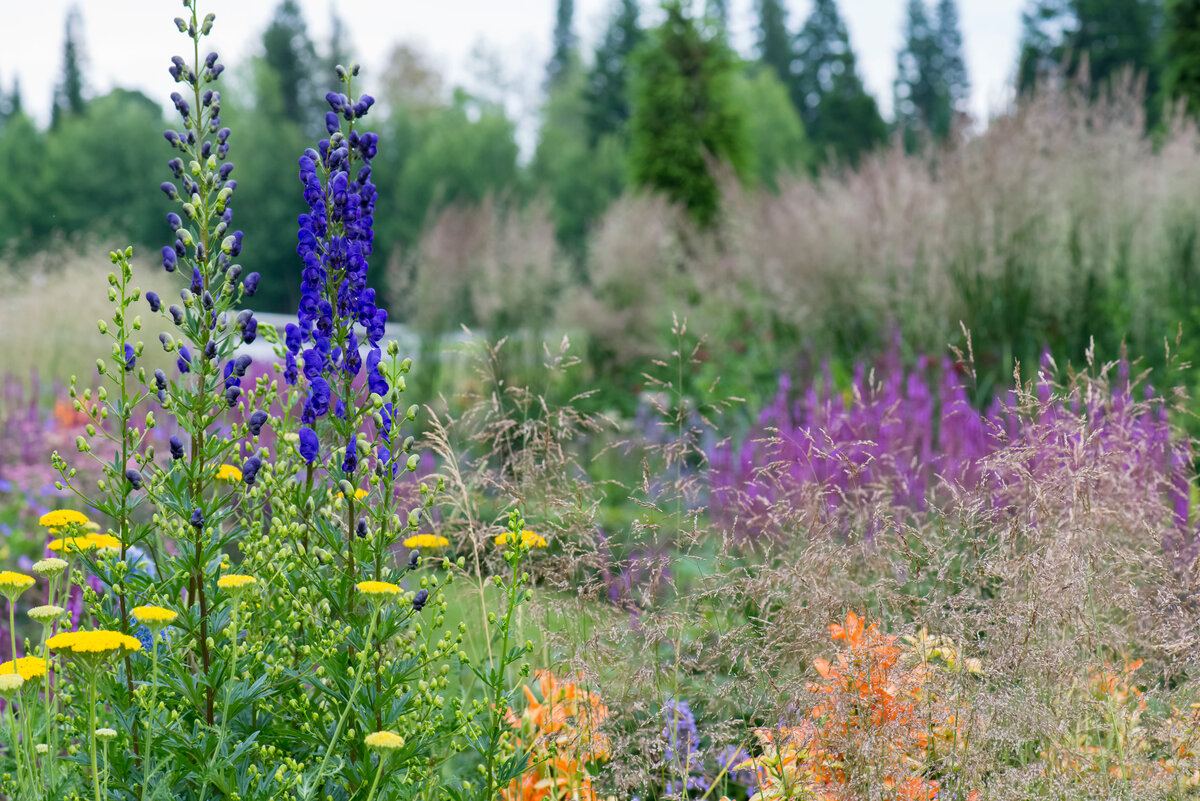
[149,0,260,727]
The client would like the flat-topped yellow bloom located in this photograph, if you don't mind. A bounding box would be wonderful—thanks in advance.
[403,534,449,549]
[217,574,257,591]
[216,464,243,482]
[0,572,35,598]
[86,533,121,551]
[47,630,141,655]
[0,674,24,696]
[0,657,49,681]
[47,536,99,554]
[356,581,402,597]
[38,510,90,529]
[32,558,68,579]
[28,605,65,625]
[365,730,405,750]
[337,488,369,501]
[494,530,547,549]
[132,606,177,626]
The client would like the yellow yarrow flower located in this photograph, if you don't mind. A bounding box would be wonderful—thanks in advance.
[86,533,121,551]
[0,657,49,682]
[28,605,65,625]
[132,606,178,627]
[0,674,24,697]
[217,574,257,591]
[216,464,243,482]
[356,581,402,597]
[364,730,405,750]
[403,534,449,549]
[336,488,369,501]
[38,510,90,529]
[32,558,68,579]
[0,572,35,599]
[494,530,547,549]
[46,536,99,554]
[46,630,141,655]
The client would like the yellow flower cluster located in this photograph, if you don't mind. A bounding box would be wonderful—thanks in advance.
[216,464,243,482]
[337,488,369,501]
[47,532,121,554]
[46,630,142,655]
[37,510,91,529]
[0,571,35,597]
[403,534,449,549]
[356,581,402,597]
[494,530,547,549]
[365,730,405,750]
[0,657,49,681]
[217,574,257,591]
[132,606,178,626]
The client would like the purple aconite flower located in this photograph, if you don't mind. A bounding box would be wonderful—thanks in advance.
[298,427,319,465]
[246,410,269,437]
[241,456,262,486]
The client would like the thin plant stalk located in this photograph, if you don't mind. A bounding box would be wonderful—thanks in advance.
[313,605,381,784]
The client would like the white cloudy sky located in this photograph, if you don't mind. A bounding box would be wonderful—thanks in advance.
[0,0,1023,131]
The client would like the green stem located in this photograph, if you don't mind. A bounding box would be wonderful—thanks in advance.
[142,632,161,801]
[6,693,26,797]
[364,753,387,801]
[89,678,101,801]
[42,626,56,794]
[314,606,380,785]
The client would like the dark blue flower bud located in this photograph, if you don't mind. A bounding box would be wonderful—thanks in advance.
[163,129,179,146]
[161,182,177,200]
[412,589,429,611]
[342,435,358,475]
[205,51,218,68]
[174,239,187,258]
[202,290,214,310]
[241,456,262,486]
[298,427,319,464]
[325,111,340,135]
[203,340,217,362]
[201,141,212,159]
[208,64,224,79]
[154,369,167,391]
[355,519,368,538]
[190,508,204,529]
[124,344,136,372]
[242,316,257,344]
[177,345,191,374]
[166,213,182,231]
[229,230,243,257]
[161,246,177,272]
[224,386,241,408]
[146,291,161,312]
[408,549,420,569]
[168,305,184,326]
[170,436,184,460]
[125,469,143,490]
[246,410,268,436]
[325,91,343,111]
[243,272,259,296]
[168,158,184,178]
[218,162,234,180]
[190,268,203,296]
[234,354,252,376]
[202,89,213,106]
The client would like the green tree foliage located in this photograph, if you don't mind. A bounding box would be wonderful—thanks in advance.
[1017,0,1161,109]
[894,0,967,146]
[1164,0,1200,115]
[793,0,887,167]
[756,0,795,83]
[740,67,809,188]
[261,0,319,125]
[51,5,87,128]
[0,112,49,250]
[534,67,626,258]
[547,0,578,89]
[707,0,731,33]
[585,0,643,145]
[629,1,750,227]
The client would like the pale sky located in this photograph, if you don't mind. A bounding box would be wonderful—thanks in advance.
[0,1,1023,132]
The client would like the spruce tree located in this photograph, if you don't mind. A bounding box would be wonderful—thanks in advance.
[547,0,578,89]
[793,0,887,167]
[895,0,966,145]
[585,0,642,144]
[52,5,87,128]
[756,0,794,83]
[261,0,318,124]
[629,1,749,226]
[1165,0,1200,115]
[937,0,970,114]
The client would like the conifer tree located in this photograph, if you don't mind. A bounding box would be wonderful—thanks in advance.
[547,0,578,89]
[757,0,794,83]
[629,1,749,226]
[1165,0,1200,115]
[261,0,318,124]
[585,0,642,144]
[51,5,87,128]
[895,0,967,145]
[793,0,886,167]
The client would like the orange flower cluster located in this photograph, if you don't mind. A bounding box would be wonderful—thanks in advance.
[735,613,974,801]
[503,671,610,801]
